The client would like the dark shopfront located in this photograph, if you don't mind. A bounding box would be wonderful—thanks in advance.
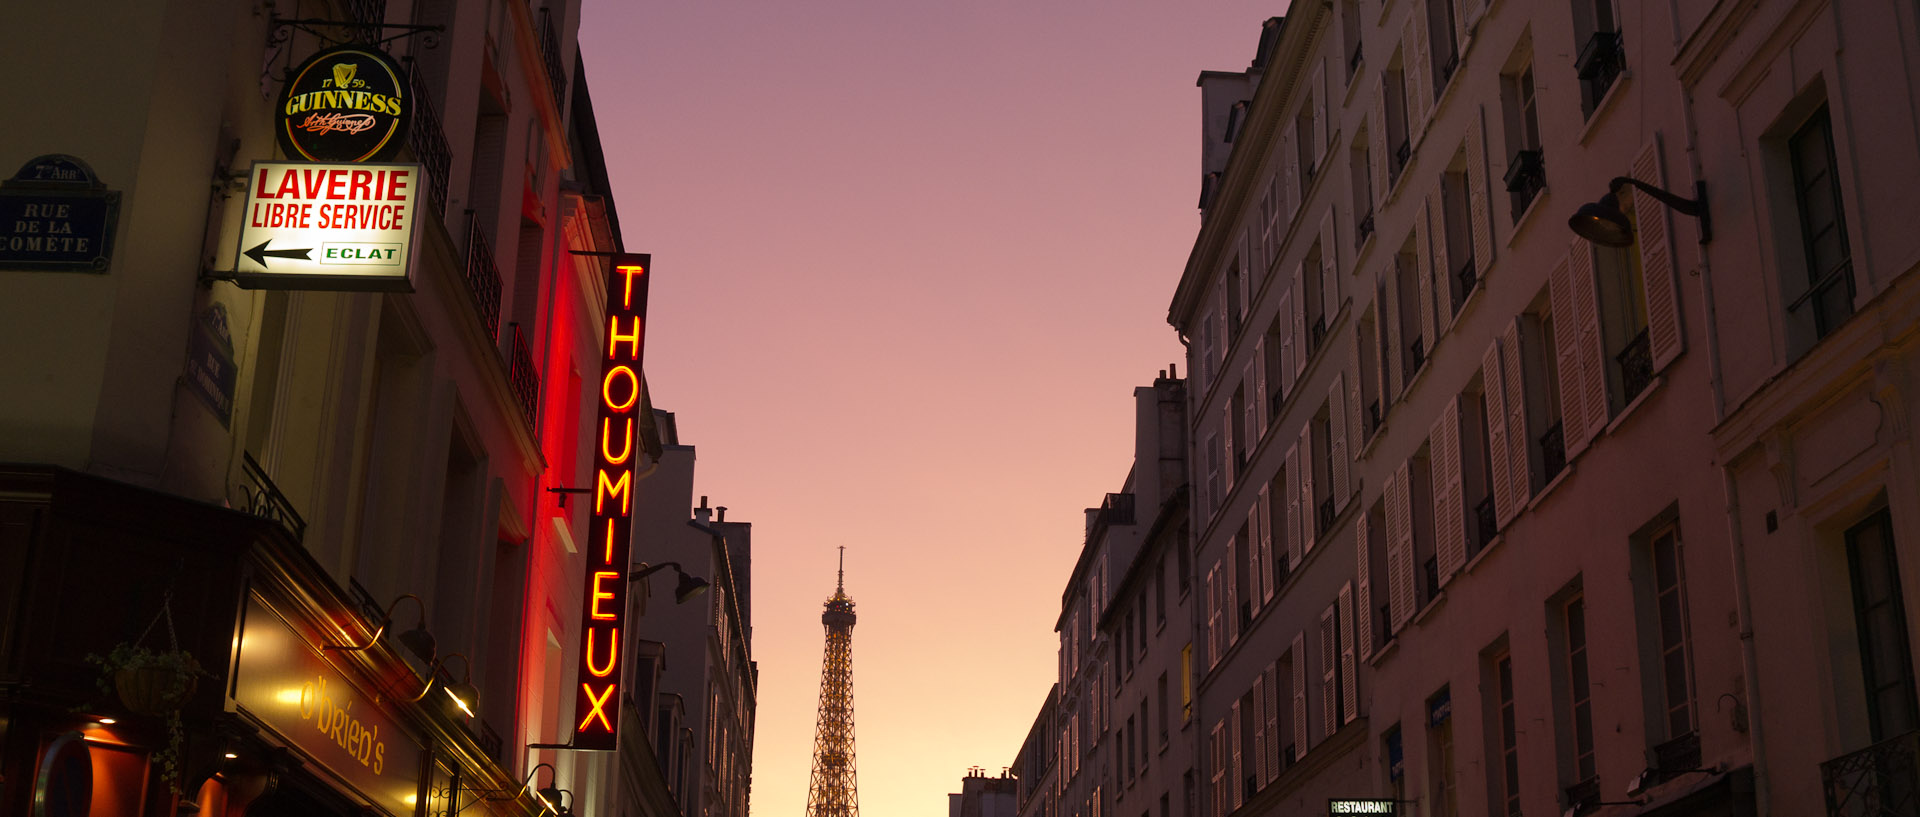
[0,467,543,817]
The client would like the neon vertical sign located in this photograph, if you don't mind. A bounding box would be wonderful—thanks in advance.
[572,253,650,751]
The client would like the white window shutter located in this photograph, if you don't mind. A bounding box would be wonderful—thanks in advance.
[1291,633,1308,755]
[1285,442,1304,568]
[1225,538,1240,644]
[1404,1,1431,134]
[1425,191,1453,337]
[1413,204,1438,358]
[1501,320,1533,509]
[1382,269,1404,397]
[1355,510,1374,660]
[1263,663,1281,781]
[1430,396,1466,584]
[1319,606,1338,739]
[1299,425,1317,553]
[1547,256,1589,458]
[1256,490,1273,604]
[1230,700,1243,809]
[1338,582,1357,723]
[1467,106,1494,279]
[1330,372,1349,507]
[1386,465,1415,630]
[1482,338,1516,525]
[1569,237,1610,444]
[1633,137,1685,371]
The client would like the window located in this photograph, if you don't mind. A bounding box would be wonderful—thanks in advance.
[1298,99,1318,183]
[1353,135,1376,248]
[1178,523,1193,593]
[1788,106,1854,339]
[1440,170,1476,319]
[1278,647,1299,766]
[1140,700,1150,770]
[1594,212,1653,409]
[1633,519,1698,771]
[1159,672,1171,744]
[1362,499,1389,650]
[1270,465,1295,586]
[1387,56,1411,182]
[1383,727,1406,805]
[1341,0,1363,82]
[1427,687,1457,817]
[1357,305,1382,443]
[1205,432,1222,515]
[1312,408,1335,537]
[1304,243,1328,354]
[1559,591,1599,807]
[1265,310,1292,416]
[1572,0,1623,117]
[1260,178,1281,264]
[1240,685,1260,799]
[1847,508,1918,742]
[1231,385,1249,477]
[1208,720,1227,817]
[1501,55,1545,219]
[1227,260,1245,337]
[1487,647,1520,816]
[1182,644,1194,721]
[1515,300,1564,487]
[1410,445,1438,606]
[1392,243,1427,390]
[1462,374,1497,556]
[1156,558,1168,625]
[1428,0,1460,93]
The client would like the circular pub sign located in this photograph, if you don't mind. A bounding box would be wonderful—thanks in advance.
[276,44,412,163]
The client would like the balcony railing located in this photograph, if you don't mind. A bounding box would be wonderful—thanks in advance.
[1366,399,1383,439]
[1394,139,1412,173]
[1348,43,1364,78]
[1474,495,1497,550]
[506,323,539,436]
[1378,604,1392,645]
[237,451,307,541]
[1505,149,1547,215]
[1318,496,1336,536]
[1617,328,1653,404]
[1310,315,1329,353]
[1357,210,1376,249]
[462,211,503,341]
[344,0,386,44]
[1653,731,1702,779]
[1422,556,1440,602]
[1409,337,1427,373]
[1564,776,1602,816]
[1270,387,1285,420]
[1576,31,1625,116]
[1274,555,1293,589]
[408,68,452,217]
[1823,729,1920,817]
[537,8,567,112]
[1540,422,1567,480]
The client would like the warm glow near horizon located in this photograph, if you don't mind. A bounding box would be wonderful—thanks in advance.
[577,3,1290,816]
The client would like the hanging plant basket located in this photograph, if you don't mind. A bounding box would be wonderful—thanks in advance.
[114,664,199,716]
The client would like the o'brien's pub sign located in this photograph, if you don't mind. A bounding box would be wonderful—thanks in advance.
[573,253,652,751]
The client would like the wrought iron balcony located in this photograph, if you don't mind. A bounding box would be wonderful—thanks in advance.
[1576,31,1625,116]
[1505,149,1547,216]
[237,451,307,541]
[1617,328,1653,404]
[537,8,567,112]
[1357,210,1376,249]
[1409,338,1426,374]
[1311,315,1329,353]
[1653,731,1702,779]
[1439,52,1459,88]
[1422,556,1440,602]
[1564,776,1601,815]
[1271,387,1286,420]
[1239,601,1253,630]
[1823,729,1920,817]
[1379,604,1393,645]
[1348,44,1364,78]
[1474,495,1497,549]
[1318,496,1336,536]
[1540,421,1567,480]
[1366,399,1382,439]
[344,0,386,44]
[1394,139,1412,173]
[1274,555,1292,589]
[462,211,503,342]
[408,68,452,217]
[506,323,539,436]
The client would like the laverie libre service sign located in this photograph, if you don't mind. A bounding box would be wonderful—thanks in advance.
[233,161,421,291]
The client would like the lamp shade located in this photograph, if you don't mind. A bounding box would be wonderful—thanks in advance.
[674,572,711,604]
[1569,192,1634,247]
[397,625,436,664]
[444,681,479,718]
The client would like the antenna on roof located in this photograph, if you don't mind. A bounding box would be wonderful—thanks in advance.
[837,546,845,593]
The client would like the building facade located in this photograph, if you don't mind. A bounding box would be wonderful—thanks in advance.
[1170,1,1920,817]
[951,768,1020,817]
[0,1,671,817]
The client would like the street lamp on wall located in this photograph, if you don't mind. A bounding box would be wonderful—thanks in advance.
[628,561,710,604]
[323,593,437,664]
[1568,176,1710,247]
[411,652,478,718]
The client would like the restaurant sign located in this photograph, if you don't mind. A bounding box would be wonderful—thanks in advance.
[1328,800,1396,815]
[572,253,652,751]
[277,45,412,163]
[235,593,422,816]
[231,161,420,291]
[0,154,120,272]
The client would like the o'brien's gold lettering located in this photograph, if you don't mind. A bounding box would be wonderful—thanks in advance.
[297,675,387,774]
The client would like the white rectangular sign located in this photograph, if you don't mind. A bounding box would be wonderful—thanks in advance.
[233,161,421,290]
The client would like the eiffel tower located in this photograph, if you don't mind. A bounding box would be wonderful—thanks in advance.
[805,548,860,817]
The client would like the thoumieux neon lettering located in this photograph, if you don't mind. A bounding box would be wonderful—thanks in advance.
[578,683,616,731]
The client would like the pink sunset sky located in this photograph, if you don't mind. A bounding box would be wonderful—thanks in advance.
[577,4,1285,816]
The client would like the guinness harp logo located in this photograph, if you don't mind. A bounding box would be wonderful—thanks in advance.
[277,45,411,163]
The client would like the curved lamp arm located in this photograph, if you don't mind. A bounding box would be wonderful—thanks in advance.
[324,594,435,662]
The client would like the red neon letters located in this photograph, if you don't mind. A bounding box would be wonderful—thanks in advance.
[572,255,650,750]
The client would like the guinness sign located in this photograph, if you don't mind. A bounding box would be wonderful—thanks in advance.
[276,45,411,163]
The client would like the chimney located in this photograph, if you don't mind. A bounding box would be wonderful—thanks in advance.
[695,495,711,524]
[716,506,727,522]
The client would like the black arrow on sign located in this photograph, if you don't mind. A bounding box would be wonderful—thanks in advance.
[244,239,313,268]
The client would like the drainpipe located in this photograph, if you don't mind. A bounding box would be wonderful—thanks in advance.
[1667,1,1768,810]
